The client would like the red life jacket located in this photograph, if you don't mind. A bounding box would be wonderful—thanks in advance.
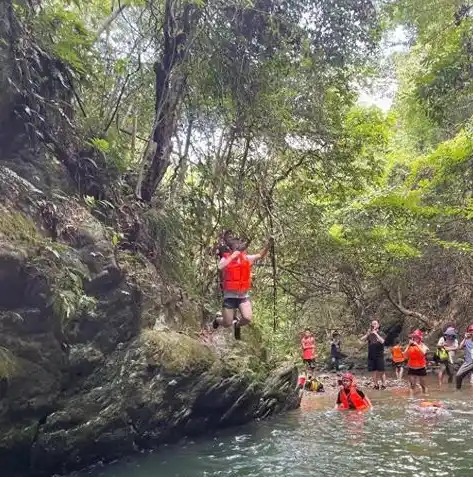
[301,336,316,360]
[338,386,370,411]
[407,344,427,369]
[222,252,251,293]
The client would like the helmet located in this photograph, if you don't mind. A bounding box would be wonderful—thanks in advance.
[444,327,457,336]
[341,372,354,382]
[467,324,473,333]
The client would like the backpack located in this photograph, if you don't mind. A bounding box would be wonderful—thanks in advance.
[434,347,449,363]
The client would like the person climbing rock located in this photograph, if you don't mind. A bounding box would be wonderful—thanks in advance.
[360,319,386,389]
[213,234,272,338]
[456,324,473,389]
[405,329,429,394]
[330,331,343,371]
[436,327,458,386]
[391,338,405,380]
[301,328,316,374]
[335,373,372,410]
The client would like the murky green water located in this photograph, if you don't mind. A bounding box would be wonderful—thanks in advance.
[76,376,473,477]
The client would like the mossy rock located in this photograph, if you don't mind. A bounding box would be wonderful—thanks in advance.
[141,329,216,375]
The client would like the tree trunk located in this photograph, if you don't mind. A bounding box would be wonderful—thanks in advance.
[137,0,201,202]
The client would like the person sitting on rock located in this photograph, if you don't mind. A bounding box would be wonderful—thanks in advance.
[213,234,272,338]
[335,373,372,411]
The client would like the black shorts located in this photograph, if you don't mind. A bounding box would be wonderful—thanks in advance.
[303,359,316,369]
[368,356,385,372]
[392,362,404,369]
[408,367,427,376]
[223,296,249,309]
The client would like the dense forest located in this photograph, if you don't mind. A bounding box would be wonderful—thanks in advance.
[5,0,473,474]
[3,0,473,360]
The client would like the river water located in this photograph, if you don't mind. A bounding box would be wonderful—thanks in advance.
[76,376,473,477]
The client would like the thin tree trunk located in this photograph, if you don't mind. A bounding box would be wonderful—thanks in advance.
[138,1,201,201]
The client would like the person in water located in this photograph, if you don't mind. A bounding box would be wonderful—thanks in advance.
[455,324,473,389]
[213,235,272,335]
[301,329,316,374]
[436,326,458,386]
[330,331,343,371]
[391,338,405,380]
[335,373,372,410]
[404,329,429,394]
[360,319,386,389]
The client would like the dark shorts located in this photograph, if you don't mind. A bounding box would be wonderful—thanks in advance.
[223,296,249,309]
[368,356,385,372]
[392,361,404,369]
[304,358,316,369]
[408,367,427,376]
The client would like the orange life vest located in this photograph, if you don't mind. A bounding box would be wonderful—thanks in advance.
[222,252,251,293]
[338,386,370,411]
[406,344,427,369]
[391,345,405,363]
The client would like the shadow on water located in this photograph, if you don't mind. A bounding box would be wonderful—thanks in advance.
[75,375,473,477]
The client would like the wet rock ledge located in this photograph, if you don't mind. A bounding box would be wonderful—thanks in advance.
[0,165,300,477]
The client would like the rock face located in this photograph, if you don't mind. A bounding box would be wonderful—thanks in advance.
[0,165,300,477]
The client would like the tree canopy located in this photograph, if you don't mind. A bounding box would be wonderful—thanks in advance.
[4,0,473,359]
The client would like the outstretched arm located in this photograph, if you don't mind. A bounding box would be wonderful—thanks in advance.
[248,237,273,262]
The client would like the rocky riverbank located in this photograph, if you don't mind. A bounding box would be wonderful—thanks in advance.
[0,163,300,477]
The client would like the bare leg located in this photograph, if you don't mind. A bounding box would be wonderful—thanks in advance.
[408,375,416,396]
[419,376,427,394]
[238,300,253,326]
[219,308,235,327]
[399,366,404,380]
[438,366,444,386]
[373,371,379,388]
[381,372,387,387]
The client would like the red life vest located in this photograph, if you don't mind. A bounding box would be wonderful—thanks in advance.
[338,386,370,411]
[222,252,251,293]
[407,344,427,369]
[301,336,316,360]
[391,345,405,363]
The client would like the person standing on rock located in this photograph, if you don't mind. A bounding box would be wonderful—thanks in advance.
[213,235,272,338]
[301,329,317,375]
[330,331,343,371]
[360,319,386,390]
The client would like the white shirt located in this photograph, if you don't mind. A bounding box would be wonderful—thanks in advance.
[437,337,459,364]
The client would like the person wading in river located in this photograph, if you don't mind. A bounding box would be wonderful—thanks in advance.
[455,324,473,389]
[213,235,272,338]
[301,329,316,375]
[335,373,372,410]
[391,338,406,380]
[360,320,386,389]
[405,329,429,394]
[436,327,458,386]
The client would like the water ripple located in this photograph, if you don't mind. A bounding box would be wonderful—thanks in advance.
[75,381,473,477]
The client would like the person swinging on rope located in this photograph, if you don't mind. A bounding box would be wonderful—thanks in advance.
[213,234,273,336]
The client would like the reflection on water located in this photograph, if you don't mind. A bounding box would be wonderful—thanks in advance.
[75,376,473,477]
